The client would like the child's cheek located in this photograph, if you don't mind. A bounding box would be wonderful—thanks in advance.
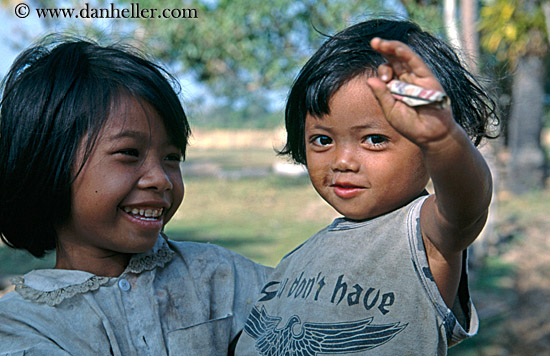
[165,180,184,224]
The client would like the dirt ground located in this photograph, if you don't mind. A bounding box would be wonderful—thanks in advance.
[496,217,550,354]
[461,187,550,356]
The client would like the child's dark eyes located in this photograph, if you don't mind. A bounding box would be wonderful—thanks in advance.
[166,153,183,162]
[114,149,181,163]
[309,134,388,150]
[117,148,140,157]
[363,135,388,148]
[311,135,333,146]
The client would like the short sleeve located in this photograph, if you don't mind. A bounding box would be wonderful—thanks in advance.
[225,249,273,340]
[447,249,479,346]
[407,196,479,346]
[0,294,73,356]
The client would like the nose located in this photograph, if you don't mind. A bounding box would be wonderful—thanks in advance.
[331,145,360,172]
[138,159,173,192]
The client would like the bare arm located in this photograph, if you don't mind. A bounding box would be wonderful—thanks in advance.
[366,38,492,307]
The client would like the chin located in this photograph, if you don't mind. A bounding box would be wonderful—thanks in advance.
[338,206,388,221]
[124,236,159,253]
[336,209,372,221]
[344,214,371,221]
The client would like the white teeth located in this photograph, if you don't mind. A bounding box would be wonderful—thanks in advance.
[122,207,163,219]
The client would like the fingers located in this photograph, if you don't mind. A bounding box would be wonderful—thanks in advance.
[366,76,411,124]
[377,64,393,83]
[366,76,393,107]
[370,37,433,80]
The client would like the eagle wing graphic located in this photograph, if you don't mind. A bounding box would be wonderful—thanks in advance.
[244,305,407,356]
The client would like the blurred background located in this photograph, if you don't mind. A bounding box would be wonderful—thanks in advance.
[0,0,549,354]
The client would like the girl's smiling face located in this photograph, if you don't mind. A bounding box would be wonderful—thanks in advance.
[55,96,184,276]
[305,74,429,220]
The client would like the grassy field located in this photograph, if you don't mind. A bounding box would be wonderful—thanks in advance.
[166,174,338,266]
[448,189,550,355]
[1,129,549,354]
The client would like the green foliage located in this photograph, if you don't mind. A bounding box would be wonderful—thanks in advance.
[28,0,398,127]
[118,0,387,98]
[18,0,451,128]
[398,0,444,35]
[479,0,548,61]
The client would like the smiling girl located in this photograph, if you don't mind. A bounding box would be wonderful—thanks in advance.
[0,37,270,355]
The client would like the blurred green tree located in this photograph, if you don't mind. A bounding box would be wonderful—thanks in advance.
[18,1,516,132]
[113,0,391,120]
[24,0,446,127]
[480,0,549,193]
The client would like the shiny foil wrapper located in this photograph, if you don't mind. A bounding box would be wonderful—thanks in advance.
[387,80,449,109]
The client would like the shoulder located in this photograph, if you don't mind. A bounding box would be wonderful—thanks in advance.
[0,290,37,329]
[167,239,250,264]
[0,291,68,354]
[279,197,427,264]
[165,239,272,280]
[0,289,27,311]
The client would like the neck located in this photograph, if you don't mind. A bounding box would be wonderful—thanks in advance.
[55,245,131,277]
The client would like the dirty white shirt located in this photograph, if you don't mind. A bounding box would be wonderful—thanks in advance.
[0,236,271,356]
[235,195,478,355]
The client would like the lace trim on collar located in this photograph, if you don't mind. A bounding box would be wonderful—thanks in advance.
[14,237,174,306]
[125,237,174,274]
[13,275,110,307]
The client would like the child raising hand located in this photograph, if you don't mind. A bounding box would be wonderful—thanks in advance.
[367,37,494,309]
[236,19,497,355]
[0,37,270,355]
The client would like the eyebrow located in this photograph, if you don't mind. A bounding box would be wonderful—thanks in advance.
[310,123,384,131]
[105,129,180,149]
[105,130,149,142]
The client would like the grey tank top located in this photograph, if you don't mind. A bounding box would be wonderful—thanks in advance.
[235,195,478,356]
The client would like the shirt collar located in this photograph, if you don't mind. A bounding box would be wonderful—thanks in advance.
[13,236,174,306]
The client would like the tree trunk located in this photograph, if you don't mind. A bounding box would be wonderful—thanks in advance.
[460,0,479,73]
[458,0,500,266]
[444,0,461,48]
[507,55,546,193]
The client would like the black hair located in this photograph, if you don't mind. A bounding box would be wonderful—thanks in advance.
[0,36,191,257]
[281,18,498,165]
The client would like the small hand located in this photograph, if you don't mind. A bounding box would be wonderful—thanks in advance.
[366,38,457,149]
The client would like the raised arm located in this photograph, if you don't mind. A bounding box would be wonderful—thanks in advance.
[366,38,492,307]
